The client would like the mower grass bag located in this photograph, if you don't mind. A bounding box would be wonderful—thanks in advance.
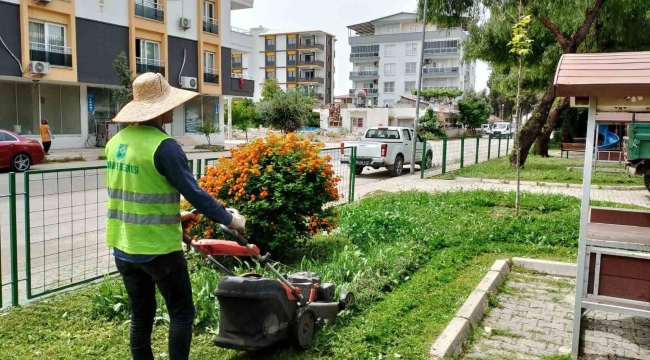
[214,276,297,351]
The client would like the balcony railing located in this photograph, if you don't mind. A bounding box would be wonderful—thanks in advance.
[350,70,379,78]
[136,57,165,75]
[231,73,253,80]
[231,26,251,35]
[265,61,276,67]
[287,42,297,50]
[203,17,219,34]
[232,60,243,69]
[204,68,219,84]
[298,75,324,84]
[298,39,324,51]
[29,42,72,67]
[287,59,297,66]
[422,66,459,75]
[265,43,276,51]
[298,59,324,67]
[423,47,459,56]
[287,76,297,82]
[349,88,379,96]
[135,0,164,22]
[350,52,380,61]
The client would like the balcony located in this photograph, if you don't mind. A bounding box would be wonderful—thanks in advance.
[349,70,379,79]
[203,17,219,34]
[298,75,324,84]
[298,39,324,51]
[287,59,297,66]
[349,88,379,97]
[287,76,297,82]
[265,43,276,51]
[135,0,164,22]
[422,66,460,77]
[287,42,297,50]
[350,51,380,62]
[29,42,72,67]
[423,47,459,58]
[297,59,324,67]
[224,74,254,97]
[136,57,165,75]
[204,68,219,84]
[265,61,276,67]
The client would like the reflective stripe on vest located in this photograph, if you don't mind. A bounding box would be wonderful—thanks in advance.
[105,125,183,255]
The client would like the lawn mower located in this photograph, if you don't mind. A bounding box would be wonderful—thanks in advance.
[182,209,355,351]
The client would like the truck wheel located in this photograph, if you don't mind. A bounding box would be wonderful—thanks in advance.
[390,155,404,177]
[355,166,364,175]
[645,174,650,193]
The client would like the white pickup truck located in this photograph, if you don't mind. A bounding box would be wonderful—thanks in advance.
[340,126,433,177]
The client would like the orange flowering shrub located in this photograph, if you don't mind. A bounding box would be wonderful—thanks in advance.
[186,133,340,257]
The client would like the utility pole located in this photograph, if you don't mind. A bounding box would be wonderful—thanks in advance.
[411,0,428,174]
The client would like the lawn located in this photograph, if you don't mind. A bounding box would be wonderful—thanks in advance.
[438,156,643,186]
[0,190,633,360]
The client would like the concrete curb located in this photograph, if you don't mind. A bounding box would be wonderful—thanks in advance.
[512,257,577,278]
[429,259,510,358]
[453,177,645,191]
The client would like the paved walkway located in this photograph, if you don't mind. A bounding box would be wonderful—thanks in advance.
[464,271,650,359]
[354,175,650,208]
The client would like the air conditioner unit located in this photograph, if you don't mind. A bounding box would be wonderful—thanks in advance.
[30,61,50,75]
[424,59,433,64]
[179,17,191,30]
[373,79,378,84]
[181,76,197,90]
[374,61,379,66]
[35,0,53,4]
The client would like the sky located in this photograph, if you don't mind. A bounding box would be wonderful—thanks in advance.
[232,0,490,97]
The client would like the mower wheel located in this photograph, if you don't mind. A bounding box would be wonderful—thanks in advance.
[292,307,317,350]
[338,291,356,311]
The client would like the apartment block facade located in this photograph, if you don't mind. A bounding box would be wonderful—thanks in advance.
[246,28,336,105]
[347,12,476,107]
[0,0,255,149]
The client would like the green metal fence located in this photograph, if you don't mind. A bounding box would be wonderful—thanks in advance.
[1,147,358,306]
[421,134,513,179]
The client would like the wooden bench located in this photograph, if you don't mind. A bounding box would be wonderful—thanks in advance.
[583,207,650,316]
[561,143,586,158]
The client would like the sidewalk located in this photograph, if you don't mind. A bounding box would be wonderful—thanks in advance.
[45,143,235,161]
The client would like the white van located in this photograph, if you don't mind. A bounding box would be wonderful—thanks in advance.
[492,122,512,136]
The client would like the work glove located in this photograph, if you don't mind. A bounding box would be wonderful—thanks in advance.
[226,208,246,232]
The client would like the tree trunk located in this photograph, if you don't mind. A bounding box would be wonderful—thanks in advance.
[509,83,556,166]
[534,97,570,157]
[562,109,575,143]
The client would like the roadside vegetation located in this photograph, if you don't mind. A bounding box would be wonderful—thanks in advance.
[438,156,643,186]
[1,190,638,360]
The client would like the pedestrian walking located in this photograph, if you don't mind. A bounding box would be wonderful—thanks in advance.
[40,118,52,154]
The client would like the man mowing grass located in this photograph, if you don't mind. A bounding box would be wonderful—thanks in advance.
[105,73,245,360]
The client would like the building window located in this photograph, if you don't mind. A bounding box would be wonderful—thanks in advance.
[231,54,242,68]
[327,71,331,79]
[135,39,164,74]
[353,117,363,127]
[135,0,164,22]
[406,43,418,56]
[383,99,395,107]
[423,40,459,54]
[28,20,72,67]
[288,36,297,49]
[265,37,276,50]
[203,1,218,34]
[287,53,296,65]
[266,54,275,66]
[204,52,219,84]
[382,26,399,34]
[405,62,417,75]
[327,55,331,62]
[350,44,380,58]
[287,70,296,82]
[266,71,276,79]
[383,82,395,93]
[404,81,416,92]
[384,44,396,57]
[384,63,395,76]
[409,25,421,33]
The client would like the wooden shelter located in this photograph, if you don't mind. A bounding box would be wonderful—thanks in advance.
[554,51,650,359]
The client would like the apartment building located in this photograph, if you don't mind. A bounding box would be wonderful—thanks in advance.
[347,12,475,108]
[0,0,255,149]
[245,28,336,106]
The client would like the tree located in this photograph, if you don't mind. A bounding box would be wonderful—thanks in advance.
[412,87,463,124]
[229,99,257,143]
[457,98,491,130]
[260,78,282,101]
[257,90,312,133]
[112,51,133,110]
[418,108,446,138]
[197,122,219,146]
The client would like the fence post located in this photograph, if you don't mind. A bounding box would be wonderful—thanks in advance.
[8,173,18,307]
[460,137,465,168]
[506,134,511,154]
[420,138,427,179]
[498,136,502,158]
[23,172,32,300]
[487,135,492,160]
[348,147,357,203]
[475,136,480,164]
[195,159,202,180]
[442,137,448,174]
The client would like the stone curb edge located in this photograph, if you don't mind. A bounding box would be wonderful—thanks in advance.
[512,257,577,278]
[429,259,510,358]
[453,177,645,191]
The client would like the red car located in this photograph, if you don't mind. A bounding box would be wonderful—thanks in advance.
[0,129,45,172]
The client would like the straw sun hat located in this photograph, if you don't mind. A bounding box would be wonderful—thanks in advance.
[112,72,199,123]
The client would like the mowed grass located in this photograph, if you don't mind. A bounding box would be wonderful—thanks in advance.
[438,155,643,186]
[0,191,635,360]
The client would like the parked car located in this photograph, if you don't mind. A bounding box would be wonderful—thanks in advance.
[0,129,45,172]
[340,126,432,177]
[481,124,493,135]
[491,122,513,137]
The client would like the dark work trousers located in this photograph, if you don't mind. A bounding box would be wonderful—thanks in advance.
[43,141,51,154]
[115,251,195,360]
